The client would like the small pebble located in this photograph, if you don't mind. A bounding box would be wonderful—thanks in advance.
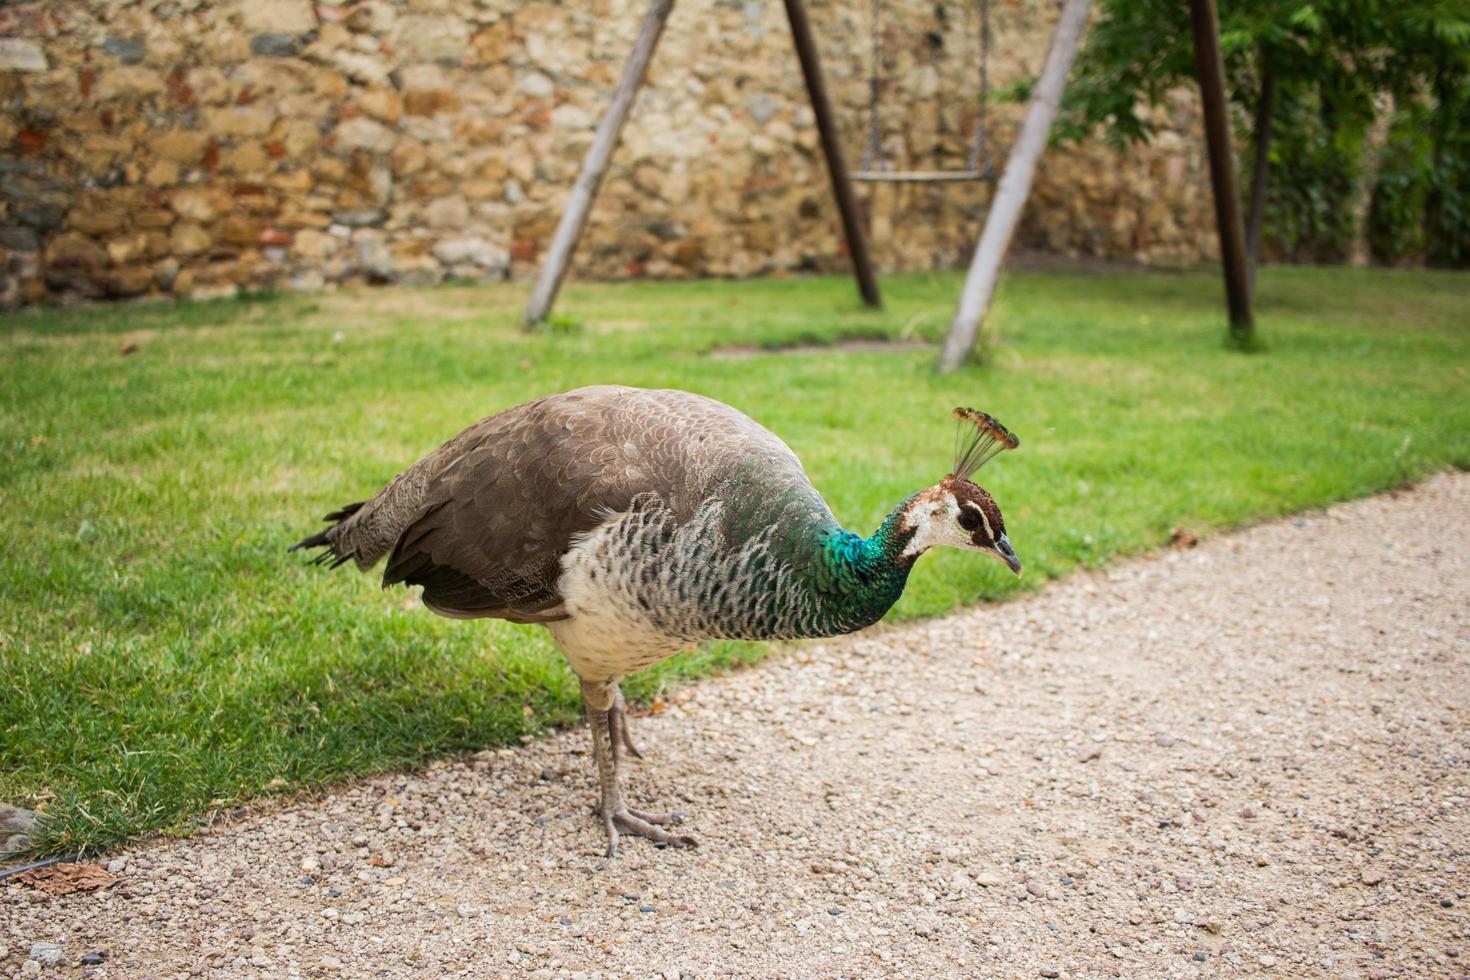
[80,952,106,966]
[1193,951,1207,962]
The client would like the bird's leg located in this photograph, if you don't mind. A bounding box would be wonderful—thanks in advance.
[608,683,644,765]
[608,690,672,829]
[581,678,695,858]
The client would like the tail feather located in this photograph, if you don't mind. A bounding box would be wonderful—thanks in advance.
[289,501,367,568]
[322,501,365,523]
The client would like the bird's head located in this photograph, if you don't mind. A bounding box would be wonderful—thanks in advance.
[899,409,1021,575]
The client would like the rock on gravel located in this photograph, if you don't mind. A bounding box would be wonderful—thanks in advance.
[26,942,64,967]
[2,473,1468,977]
[0,805,36,856]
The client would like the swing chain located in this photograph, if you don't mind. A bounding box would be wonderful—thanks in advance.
[966,0,992,176]
[862,0,885,172]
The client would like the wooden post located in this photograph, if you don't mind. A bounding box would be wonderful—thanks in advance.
[1188,0,1255,345]
[522,0,675,327]
[937,0,1091,373]
[782,0,882,309]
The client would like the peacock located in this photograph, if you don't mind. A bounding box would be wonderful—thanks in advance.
[291,386,1020,856]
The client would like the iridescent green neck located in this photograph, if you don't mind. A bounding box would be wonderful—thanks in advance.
[807,495,919,635]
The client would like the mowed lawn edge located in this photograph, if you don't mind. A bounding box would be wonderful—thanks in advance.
[1,266,1466,855]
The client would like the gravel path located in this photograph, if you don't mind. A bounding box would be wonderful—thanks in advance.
[5,474,1468,979]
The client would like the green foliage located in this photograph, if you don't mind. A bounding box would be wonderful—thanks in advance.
[1054,0,1470,266]
[1370,102,1437,262]
[1050,0,1195,148]
[1,269,1466,855]
[1370,71,1470,265]
[1258,85,1360,261]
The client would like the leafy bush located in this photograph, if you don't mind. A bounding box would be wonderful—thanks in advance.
[1051,0,1470,267]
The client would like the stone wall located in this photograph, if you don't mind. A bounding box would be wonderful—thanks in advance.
[0,0,1217,307]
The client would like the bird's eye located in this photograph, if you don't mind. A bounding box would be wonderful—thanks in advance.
[957,508,982,532]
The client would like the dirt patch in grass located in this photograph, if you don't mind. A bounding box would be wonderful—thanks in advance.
[707,338,931,359]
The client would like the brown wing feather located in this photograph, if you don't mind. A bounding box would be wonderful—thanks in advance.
[319,385,805,624]
[378,388,630,622]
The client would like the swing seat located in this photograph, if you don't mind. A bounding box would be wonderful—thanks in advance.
[852,169,993,183]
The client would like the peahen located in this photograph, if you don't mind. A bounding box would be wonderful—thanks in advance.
[291,386,1020,856]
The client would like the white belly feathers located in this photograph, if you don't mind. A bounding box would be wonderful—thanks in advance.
[548,514,691,683]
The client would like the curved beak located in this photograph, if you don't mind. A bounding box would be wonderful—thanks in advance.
[993,534,1021,576]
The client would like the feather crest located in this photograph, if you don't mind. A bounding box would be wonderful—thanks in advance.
[951,407,1019,481]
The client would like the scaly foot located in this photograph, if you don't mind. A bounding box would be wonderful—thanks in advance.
[582,679,694,857]
[601,807,696,858]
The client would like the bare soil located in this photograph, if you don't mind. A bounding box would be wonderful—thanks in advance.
[706,339,930,359]
[3,473,1467,978]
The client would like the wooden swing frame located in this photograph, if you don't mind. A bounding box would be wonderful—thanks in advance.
[523,0,1250,365]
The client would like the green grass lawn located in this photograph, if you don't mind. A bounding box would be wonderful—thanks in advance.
[2,266,1467,856]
